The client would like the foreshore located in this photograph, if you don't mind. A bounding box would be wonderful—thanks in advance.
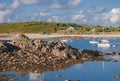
[0,34,120,40]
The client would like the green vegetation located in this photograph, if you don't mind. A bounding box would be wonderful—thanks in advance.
[0,21,120,34]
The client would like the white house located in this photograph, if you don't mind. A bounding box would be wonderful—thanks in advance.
[67,26,75,31]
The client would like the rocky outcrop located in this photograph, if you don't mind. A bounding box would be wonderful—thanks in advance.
[10,34,102,59]
[107,52,120,55]
[0,34,106,72]
[0,41,20,53]
[11,34,33,49]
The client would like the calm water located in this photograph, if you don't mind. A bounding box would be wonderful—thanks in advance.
[1,38,120,81]
[66,38,120,53]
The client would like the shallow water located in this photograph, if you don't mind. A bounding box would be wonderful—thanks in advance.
[1,55,120,81]
[1,38,120,81]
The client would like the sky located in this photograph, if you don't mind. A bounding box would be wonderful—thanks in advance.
[0,0,120,26]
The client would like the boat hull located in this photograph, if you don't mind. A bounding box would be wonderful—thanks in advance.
[89,41,98,44]
[98,43,110,47]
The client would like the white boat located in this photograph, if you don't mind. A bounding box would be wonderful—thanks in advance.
[61,39,68,42]
[98,39,110,47]
[101,39,109,42]
[89,29,98,44]
[98,26,110,48]
[89,40,98,44]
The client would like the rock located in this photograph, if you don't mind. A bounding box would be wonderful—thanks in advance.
[9,79,14,81]
[112,60,119,62]
[16,34,30,40]
[0,41,20,53]
[55,74,61,78]
[0,41,4,47]
[81,49,101,57]
[11,34,31,48]
[0,42,8,53]
[108,52,120,55]
[70,54,77,60]
[0,75,8,81]
[40,80,44,81]
[65,79,72,81]
[33,39,42,48]
[52,49,69,58]
[114,75,120,78]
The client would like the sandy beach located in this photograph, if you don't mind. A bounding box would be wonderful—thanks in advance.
[0,34,120,40]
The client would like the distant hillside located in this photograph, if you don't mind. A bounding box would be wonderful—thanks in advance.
[0,21,120,34]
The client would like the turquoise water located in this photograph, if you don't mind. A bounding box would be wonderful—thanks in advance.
[1,38,120,81]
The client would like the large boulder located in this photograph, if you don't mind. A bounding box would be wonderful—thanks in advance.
[51,42,80,59]
[11,34,34,49]
[80,49,103,57]
[52,49,70,58]
[0,41,20,53]
[0,41,8,53]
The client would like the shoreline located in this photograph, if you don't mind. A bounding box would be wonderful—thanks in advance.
[0,34,120,40]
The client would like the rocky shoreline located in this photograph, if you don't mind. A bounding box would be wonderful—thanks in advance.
[0,34,120,74]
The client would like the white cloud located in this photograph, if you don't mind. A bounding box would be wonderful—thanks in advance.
[15,15,19,19]
[94,16,100,22]
[91,8,120,25]
[72,10,85,22]
[51,16,59,22]
[88,8,106,14]
[68,0,82,8]
[79,10,84,14]
[109,8,120,23]
[101,8,120,24]
[73,14,84,20]
[0,10,12,22]
[111,8,120,14]
[82,19,87,22]
[0,3,6,9]
[109,14,120,23]
[0,0,39,23]
[0,0,20,23]
[47,18,52,22]
[50,2,62,9]
[10,0,20,8]
[39,12,50,16]
[20,0,37,4]
[46,10,86,23]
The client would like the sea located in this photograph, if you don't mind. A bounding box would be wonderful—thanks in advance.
[1,38,120,81]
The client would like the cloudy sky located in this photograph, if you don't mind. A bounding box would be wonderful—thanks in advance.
[0,0,120,26]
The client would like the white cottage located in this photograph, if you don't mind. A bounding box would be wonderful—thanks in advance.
[67,26,75,31]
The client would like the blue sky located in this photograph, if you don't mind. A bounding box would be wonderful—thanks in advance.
[0,0,120,26]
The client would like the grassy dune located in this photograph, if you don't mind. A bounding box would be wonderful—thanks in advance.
[0,22,57,33]
[0,21,120,34]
